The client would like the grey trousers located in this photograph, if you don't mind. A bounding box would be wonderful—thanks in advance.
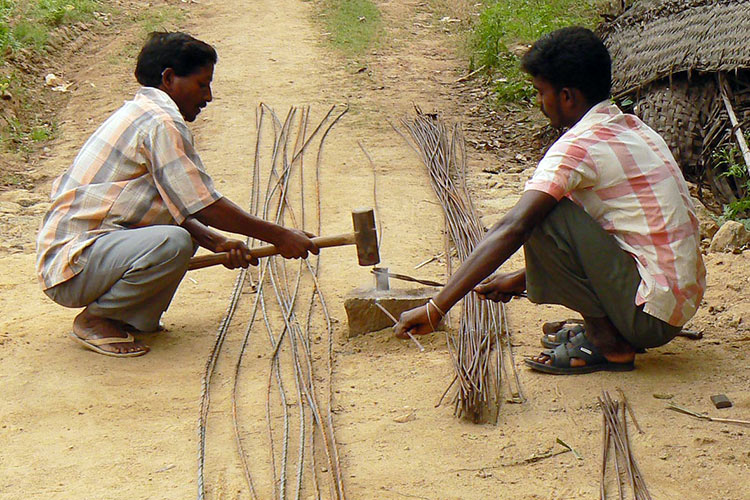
[44,225,194,332]
[524,198,681,350]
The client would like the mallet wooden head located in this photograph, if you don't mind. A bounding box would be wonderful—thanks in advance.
[352,208,380,266]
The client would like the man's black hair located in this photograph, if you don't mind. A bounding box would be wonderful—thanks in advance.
[135,32,218,88]
[521,27,611,104]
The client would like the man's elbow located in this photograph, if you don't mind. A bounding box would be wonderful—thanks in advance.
[488,214,536,247]
[493,192,558,243]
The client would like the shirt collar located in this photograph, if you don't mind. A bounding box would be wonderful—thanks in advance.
[577,100,620,124]
[566,100,621,135]
[134,86,183,118]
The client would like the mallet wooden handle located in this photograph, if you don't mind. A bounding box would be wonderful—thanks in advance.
[188,233,356,271]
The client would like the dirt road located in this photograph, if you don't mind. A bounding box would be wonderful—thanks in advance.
[1,1,748,499]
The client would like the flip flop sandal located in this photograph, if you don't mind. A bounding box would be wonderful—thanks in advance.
[68,331,149,358]
[525,334,635,375]
[540,323,584,348]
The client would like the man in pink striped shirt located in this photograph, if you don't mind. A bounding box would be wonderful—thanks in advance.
[395,27,705,374]
[37,33,318,357]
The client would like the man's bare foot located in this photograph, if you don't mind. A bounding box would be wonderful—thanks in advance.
[72,309,149,356]
[531,316,635,368]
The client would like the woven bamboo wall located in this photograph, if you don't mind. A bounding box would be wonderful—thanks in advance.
[634,77,715,178]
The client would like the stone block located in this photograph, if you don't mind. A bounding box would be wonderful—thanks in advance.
[709,220,750,253]
[343,286,442,338]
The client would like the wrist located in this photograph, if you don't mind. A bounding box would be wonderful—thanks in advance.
[264,223,287,247]
[428,298,447,317]
[207,233,228,253]
[511,268,527,291]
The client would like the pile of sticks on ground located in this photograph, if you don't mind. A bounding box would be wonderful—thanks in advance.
[198,104,348,500]
[599,391,652,500]
[399,109,523,423]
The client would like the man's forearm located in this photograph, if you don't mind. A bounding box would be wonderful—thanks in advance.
[193,197,285,245]
[432,190,556,312]
[181,216,227,252]
[432,220,528,311]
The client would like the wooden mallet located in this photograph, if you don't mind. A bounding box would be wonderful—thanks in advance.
[188,208,380,270]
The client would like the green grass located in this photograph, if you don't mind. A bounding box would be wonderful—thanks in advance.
[0,0,102,55]
[30,124,53,142]
[1,171,30,188]
[469,0,602,104]
[133,4,184,35]
[319,0,382,56]
[0,114,55,151]
[33,0,99,26]
[0,0,187,157]
[0,0,15,53]
[0,67,57,152]
[427,0,477,24]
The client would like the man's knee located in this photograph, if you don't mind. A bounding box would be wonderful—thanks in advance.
[525,202,569,261]
[165,225,193,255]
[43,282,81,309]
[153,226,194,268]
[528,198,607,256]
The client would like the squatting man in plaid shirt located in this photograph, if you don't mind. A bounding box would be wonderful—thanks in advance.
[395,27,706,374]
[36,32,318,357]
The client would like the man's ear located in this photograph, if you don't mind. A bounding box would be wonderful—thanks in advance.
[561,87,588,114]
[560,87,575,106]
[160,68,175,90]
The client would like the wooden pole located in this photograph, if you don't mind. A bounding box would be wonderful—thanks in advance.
[719,73,750,176]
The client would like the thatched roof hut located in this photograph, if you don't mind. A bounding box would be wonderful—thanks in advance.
[600,0,750,96]
[598,0,750,207]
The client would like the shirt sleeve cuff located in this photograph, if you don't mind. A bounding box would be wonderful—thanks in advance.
[523,180,566,200]
[173,190,223,224]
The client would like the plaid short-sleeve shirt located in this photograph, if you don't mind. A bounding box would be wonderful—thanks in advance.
[525,101,706,327]
[36,87,222,290]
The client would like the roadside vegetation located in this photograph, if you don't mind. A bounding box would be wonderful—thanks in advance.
[0,0,101,56]
[0,0,104,158]
[713,133,750,225]
[0,0,184,188]
[468,1,750,222]
[469,0,602,104]
[427,0,481,31]
[316,0,382,57]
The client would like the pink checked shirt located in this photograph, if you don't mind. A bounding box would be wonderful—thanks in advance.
[36,87,222,290]
[525,101,705,327]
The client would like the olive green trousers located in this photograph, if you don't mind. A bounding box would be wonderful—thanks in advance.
[524,198,681,349]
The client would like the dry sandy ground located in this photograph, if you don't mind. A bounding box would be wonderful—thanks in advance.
[0,1,749,499]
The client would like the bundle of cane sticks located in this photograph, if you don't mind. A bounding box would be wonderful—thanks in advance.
[599,391,652,500]
[398,109,524,423]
